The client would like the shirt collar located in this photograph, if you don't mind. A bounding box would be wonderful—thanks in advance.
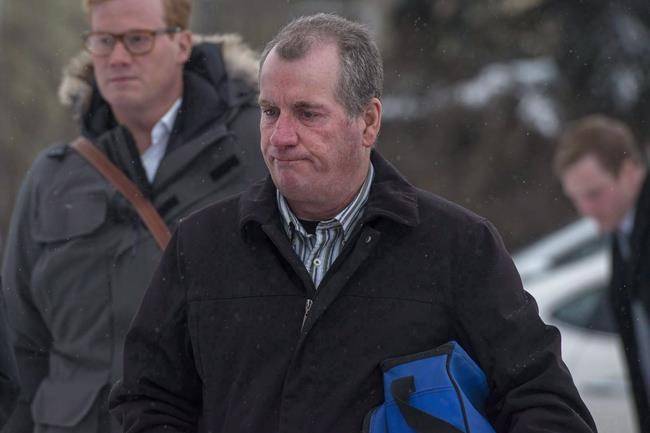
[151,98,182,146]
[238,150,420,235]
[276,163,375,238]
[618,207,636,237]
[141,98,182,182]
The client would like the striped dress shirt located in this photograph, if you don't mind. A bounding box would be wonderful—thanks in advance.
[277,163,375,289]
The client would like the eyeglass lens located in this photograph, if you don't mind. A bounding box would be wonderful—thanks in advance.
[86,31,155,55]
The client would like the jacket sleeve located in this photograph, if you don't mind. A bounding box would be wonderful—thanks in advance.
[451,219,596,433]
[0,278,20,430]
[109,224,202,433]
[1,166,51,433]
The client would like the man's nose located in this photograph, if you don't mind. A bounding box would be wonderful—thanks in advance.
[270,114,298,148]
[108,40,132,65]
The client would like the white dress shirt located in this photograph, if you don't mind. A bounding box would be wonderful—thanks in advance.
[140,98,182,183]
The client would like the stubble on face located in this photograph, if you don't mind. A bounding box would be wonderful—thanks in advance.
[259,44,371,220]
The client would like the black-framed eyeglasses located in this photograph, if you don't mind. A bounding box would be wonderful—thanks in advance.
[82,27,181,56]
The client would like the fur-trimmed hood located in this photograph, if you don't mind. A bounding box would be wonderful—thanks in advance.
[58,33,259,119]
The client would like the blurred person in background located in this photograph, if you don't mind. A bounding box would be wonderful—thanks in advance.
[1,0,266,431]
[109,13,596,433]
[555,114,650,432]
[0,276,20,430]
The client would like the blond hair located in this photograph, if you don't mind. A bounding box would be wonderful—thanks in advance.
[83,0,192,29]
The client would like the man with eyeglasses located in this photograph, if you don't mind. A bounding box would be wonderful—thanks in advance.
[1,0,266,432]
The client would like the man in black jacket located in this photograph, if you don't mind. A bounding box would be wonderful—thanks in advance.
[110,13,596,433]
[555,114,650,432]
[1,0,266,432]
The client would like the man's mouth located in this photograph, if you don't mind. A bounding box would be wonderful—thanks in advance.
[109,76,137,83]
[273,157,308,167]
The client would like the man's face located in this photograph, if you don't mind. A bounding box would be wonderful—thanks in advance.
[561,154,637,232]
[259,43,380,219]
[90,0,190,117]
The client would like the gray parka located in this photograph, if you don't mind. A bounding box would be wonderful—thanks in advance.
[1,34,267,433]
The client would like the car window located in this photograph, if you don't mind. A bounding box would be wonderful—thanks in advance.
[552,285,617,334]
[549,235,608,270]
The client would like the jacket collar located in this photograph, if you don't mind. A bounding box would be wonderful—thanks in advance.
[89,69,231,197]
[64,35,259,195]
[238,150,420,235]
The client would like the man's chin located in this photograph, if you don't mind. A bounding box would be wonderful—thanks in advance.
[274,178,311,202]
[596,220,616,234]
[105,95,146,113]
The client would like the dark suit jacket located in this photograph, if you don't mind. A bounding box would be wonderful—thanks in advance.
[610,172,650,432]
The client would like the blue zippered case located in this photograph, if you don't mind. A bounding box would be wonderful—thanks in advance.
[363,341,496,433]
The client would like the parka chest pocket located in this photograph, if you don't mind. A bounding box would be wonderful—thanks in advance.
[32,193,107,243]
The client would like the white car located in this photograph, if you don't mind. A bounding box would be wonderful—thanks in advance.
[514,218,605,284]
[515,224,638,433]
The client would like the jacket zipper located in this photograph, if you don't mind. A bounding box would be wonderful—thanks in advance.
[301,298,313,332]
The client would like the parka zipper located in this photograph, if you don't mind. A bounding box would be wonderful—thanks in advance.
[301,298,313,332]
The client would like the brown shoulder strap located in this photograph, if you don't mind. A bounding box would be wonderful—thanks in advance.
[70,137,171,250]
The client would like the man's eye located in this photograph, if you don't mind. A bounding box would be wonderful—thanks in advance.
[262,108,278,117]
[301,111,318,120]
[587,192,601,200]
[96,35,114,46]
[126,34,149,45]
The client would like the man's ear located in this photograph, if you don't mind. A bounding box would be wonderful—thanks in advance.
[361,97,382,149]
[176,30,193,64]
[619,158,645,190]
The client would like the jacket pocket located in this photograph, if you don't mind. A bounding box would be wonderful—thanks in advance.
[31,374,106,431]
[32,193,107,243]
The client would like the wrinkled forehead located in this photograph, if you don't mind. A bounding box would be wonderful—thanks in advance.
[261,44,340,91]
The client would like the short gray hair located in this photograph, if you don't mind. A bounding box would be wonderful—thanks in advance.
[260,13,383,116]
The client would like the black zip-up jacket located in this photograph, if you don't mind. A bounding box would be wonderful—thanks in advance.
[109,151,596,433]
[1,34,267,433]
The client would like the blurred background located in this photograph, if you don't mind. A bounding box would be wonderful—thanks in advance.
[2,0,650,250]
[1,2,650,431]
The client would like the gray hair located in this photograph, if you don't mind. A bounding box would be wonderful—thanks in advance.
[260,13,383,116]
